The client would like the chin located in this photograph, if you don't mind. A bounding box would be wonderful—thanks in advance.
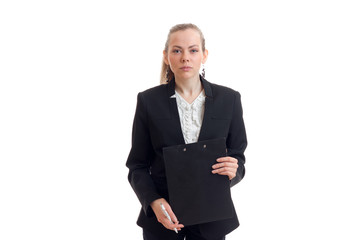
[176,72,198,80]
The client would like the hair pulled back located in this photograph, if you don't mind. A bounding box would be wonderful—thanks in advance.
[160,23,206,84]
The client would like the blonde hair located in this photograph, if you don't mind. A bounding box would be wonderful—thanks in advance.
[160,23,206,84]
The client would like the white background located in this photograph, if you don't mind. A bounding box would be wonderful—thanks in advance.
[1,0,359,239]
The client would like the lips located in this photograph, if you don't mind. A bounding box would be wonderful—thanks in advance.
[181,66,192,71]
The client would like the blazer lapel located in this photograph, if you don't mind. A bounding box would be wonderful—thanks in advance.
[167,79,186,144]
[198,76,214,141]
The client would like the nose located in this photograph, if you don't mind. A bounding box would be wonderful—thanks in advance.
[181,52,190,63]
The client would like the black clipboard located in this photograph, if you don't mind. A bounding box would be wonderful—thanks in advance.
[162,138,235,226]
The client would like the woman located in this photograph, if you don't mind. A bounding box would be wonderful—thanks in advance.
[126,23,247,240]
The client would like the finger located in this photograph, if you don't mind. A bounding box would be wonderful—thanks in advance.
[211,167,237,174]
[217,157,238,163]
[212,169,236,179]
[173,223,184,229]
[162,219,184,230]
[212,162,238,169]
[154,201,184,231]
[163,204,178,223]
[163,220,179,229]
[215,169,235,175]
[158,216,174,228]
[176,224,185,230]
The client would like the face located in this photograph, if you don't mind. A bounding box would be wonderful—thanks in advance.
[163,29,208,81]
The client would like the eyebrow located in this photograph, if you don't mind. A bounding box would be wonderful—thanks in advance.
[172,45,199,49]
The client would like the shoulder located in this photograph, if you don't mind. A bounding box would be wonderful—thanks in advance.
[210,82,239,95]
[136,84,169,112]
[207,81,241,103]
[139,84,167,99]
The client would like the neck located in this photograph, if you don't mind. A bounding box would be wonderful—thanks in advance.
[174,75,202,97]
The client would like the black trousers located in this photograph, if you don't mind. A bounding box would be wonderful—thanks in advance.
[143,225,226,240]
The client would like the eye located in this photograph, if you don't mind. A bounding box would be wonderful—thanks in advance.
[172,49,181,54]
[190,49,199,53]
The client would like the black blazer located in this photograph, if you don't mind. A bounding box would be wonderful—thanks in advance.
[126,76,247,239]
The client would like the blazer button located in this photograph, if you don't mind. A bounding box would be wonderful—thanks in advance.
[203,144,206,148]
[183,148,187,152]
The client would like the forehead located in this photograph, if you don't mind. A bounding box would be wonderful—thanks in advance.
[168,29,201,47]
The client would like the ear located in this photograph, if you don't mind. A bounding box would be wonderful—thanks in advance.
[163,50,169,65]
[202,49,209,64]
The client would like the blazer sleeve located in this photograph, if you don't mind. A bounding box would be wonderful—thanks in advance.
[227,91,248,187]
[126,93,161,216]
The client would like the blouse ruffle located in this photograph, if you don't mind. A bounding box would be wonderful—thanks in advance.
[173,90,205,144]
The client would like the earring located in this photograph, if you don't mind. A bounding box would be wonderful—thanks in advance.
[201,64,205,78]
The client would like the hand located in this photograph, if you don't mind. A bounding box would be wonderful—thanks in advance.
[212,156,238,180]
[150,198,184,231]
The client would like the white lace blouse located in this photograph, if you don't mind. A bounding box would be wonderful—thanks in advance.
[171,90,206,144]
